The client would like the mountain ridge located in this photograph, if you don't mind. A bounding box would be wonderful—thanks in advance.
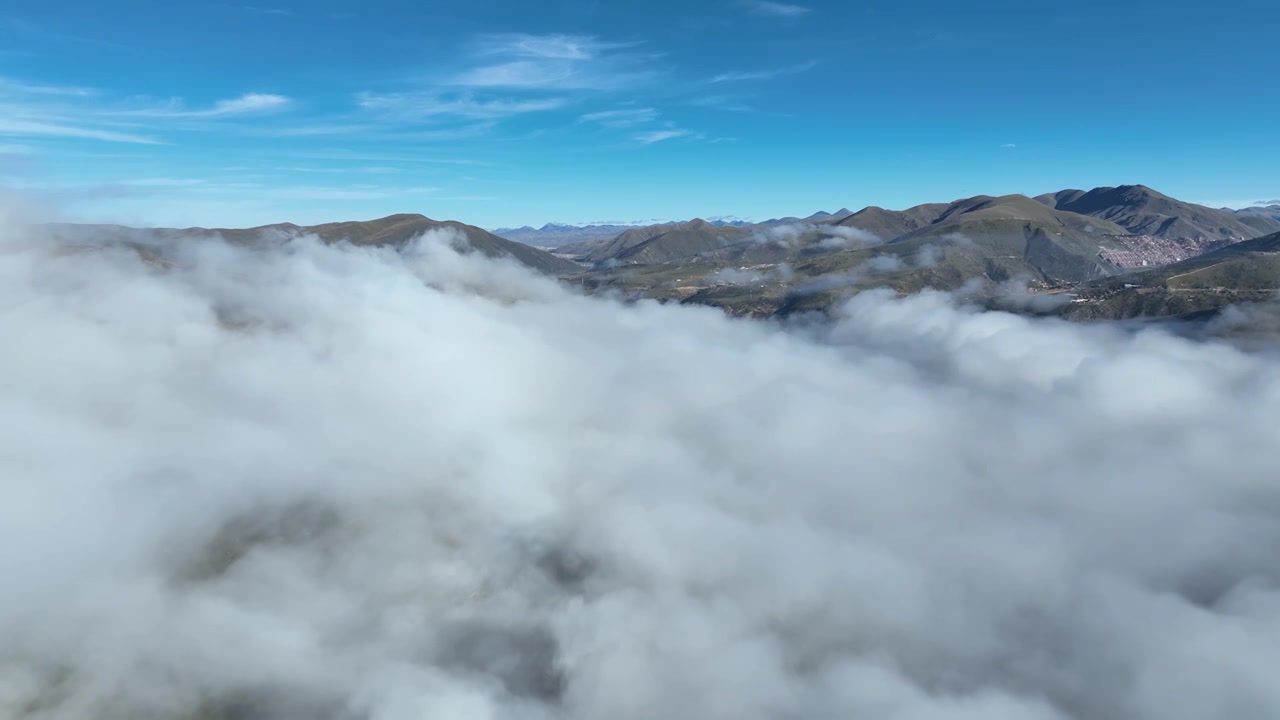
[45,213,582,276]
[1035,184,1280,240]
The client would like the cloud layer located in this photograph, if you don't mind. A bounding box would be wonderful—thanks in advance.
[2,216,1280,719]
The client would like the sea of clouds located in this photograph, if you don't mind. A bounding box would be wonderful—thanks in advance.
[2,212,1279,719]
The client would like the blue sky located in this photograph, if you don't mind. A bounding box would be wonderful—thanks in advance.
[1,0,1277,229]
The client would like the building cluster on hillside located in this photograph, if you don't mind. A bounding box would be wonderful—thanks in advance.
[1097,234,1232,269]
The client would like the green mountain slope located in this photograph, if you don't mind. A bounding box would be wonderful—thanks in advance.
[833,203,948,240]
[585,219,751,265]
[887,194,1130,281]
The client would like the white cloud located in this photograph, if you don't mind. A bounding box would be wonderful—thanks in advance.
[709,69,782,83]
[266,123,380,137]
[710,60,818,83]
[0,118,162,144]
[820,225,883,247]
[279,151,491,167]
[64,180,445,204]
[688,94,756,113]
[358,92,568,120]
[744,0,812,16]
[793,243,946,294]
[482,33,632,60]
[0,77,95,97]
[634,128,691,144]
[240,185,444,201]
[264,186,401,200]
[753,223,884,250]
[4,222,1280,719]
[242,5,295,16]
[263,121,500,142]
[578,107,659,127]
[453,60,578,89]
[285,166,403,175]
[121,93,292,119]
[205,92,291,116]
[451,33,656,90]
[119,178,206,187]
[1001,143,1017,149]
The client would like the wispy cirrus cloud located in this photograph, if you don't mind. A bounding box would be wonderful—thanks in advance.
[118,177,207,187]
[689,94,757,113]
[242,5,295,16]
[634,128,694,144]
[264,121,501,144]
[0,76,95,97]
[450,33,658,91]
[63,178,446,203]
[279,150,493,167]
[479,34,634,60]
[0,78,298,147]
[357,92,568,120]
[579,107,660,128]
[204,93,292,116]
[743,0,812,16]
[283,165,402,175]
[0,118,161,144]
[116,92,292,118]
[709,60,817,83]
[266,123,380,137]
[0,17,134,51]
[266,185,440,201]
[453,62,580,89]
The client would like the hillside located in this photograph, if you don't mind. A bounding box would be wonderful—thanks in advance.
[888,194,1130,280]
[1234,204,1280,234]
[580,219,744,265]
[607,223,756,265]
[573,191,1280,320]
[46,214,583,276]
[575,196,1137,318]
[1236,204,1280,220]
[833,203,949,240]
[48,185,1279,323]
[1036,184,1280,240]
[1062,231,1280,320]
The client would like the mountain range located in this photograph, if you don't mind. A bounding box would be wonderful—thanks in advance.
[44,213,581,276]
[45,184,1280,325]
[488,223,652,249]
[1036,185,1276,239]
[492,210,854,249]
[565,185,1280,321]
